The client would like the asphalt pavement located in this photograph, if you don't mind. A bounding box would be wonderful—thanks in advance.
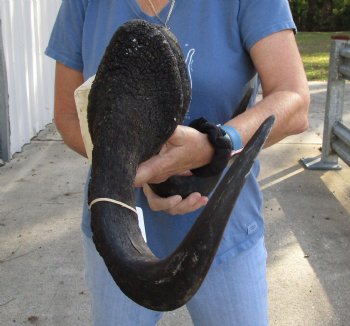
[0,82,349,326]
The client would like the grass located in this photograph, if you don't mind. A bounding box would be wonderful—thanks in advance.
[296,32,350,81]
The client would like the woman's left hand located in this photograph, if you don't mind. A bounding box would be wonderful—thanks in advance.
[142,184,208,215]
[134,125,214,187]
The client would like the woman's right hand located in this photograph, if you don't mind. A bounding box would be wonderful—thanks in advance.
[54,62,87,157]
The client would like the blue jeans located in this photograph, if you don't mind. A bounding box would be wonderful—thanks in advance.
[83,234,268,326]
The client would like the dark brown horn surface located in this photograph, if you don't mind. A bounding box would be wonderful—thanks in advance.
[87,19,274,311]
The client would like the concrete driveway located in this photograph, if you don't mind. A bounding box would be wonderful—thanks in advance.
[0,82,349,325]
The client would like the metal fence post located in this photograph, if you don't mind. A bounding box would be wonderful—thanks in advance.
[301,35,350,170]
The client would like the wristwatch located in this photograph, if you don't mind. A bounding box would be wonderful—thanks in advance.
[218,125,244,155]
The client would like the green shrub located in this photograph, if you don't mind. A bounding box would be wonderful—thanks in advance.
[289,0,350,31]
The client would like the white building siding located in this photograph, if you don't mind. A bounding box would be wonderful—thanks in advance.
[0,0,61,156]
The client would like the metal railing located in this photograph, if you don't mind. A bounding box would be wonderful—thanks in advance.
[301,36,350,170]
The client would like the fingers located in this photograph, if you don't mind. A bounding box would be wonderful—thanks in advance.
[135,128,187,187]
[166,192,208,216]
[143,184,182,211]
[134,125,213,187]
[143,184,208,216]
[178,170,193,177]
[135,127,187,187]
[135,156,167,187]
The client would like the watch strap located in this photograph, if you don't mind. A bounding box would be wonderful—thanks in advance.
[219,125,243,155]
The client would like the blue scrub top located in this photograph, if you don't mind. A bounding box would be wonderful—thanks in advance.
[46,0,296,265]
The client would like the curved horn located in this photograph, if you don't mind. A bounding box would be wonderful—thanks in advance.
[87,20,274,311]
[90,115,274,311]
[231,86,254,119]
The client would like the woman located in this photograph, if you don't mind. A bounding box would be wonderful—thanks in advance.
[46,1,309,325]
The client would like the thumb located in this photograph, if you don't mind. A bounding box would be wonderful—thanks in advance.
[134,156,164,187]
[166,126,187,147]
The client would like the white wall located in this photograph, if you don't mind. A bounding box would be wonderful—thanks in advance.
[0,0,61,156]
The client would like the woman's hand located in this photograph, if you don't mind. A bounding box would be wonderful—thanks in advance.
[54,62,86,157]
[134,125,214,187]
[136,125,212,215]
[143,184,208,215]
